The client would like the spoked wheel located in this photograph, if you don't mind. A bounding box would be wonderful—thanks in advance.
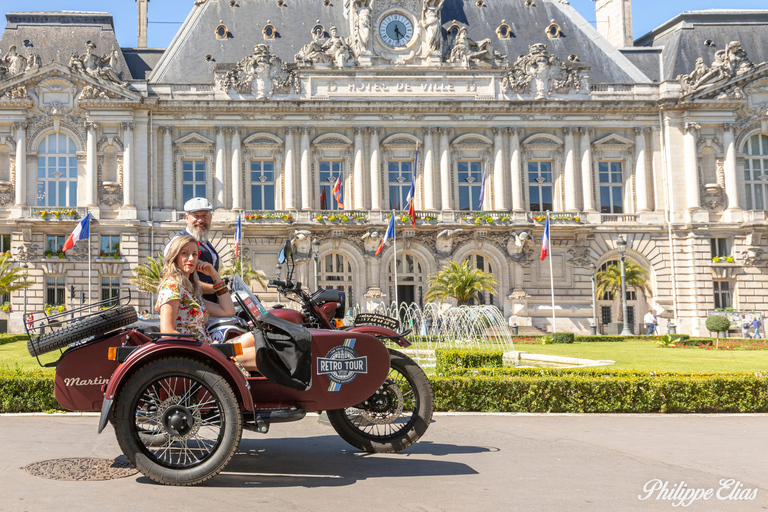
[113,357,242,486]
[327,349,434,453]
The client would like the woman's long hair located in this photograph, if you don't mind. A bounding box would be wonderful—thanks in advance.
[160,235,202,298]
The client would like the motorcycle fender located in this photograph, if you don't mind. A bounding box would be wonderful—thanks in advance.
[98,340,254,433]
[346,325,411,348]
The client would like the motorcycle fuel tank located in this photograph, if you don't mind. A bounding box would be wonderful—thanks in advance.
[268,307,304,325]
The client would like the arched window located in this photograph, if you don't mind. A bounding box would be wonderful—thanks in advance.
[319,253,355,307]
[389,253,424,307]
[744,133,768,210]
[597,259,642,328]
[37,133,77,207]
[466,254,496,306]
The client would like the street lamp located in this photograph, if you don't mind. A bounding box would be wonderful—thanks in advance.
[311,237,320,291]
[589,263,598,336]
[616,236,632,336]
[275,263,282,304]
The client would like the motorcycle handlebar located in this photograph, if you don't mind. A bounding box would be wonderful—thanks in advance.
[267,279,302,292]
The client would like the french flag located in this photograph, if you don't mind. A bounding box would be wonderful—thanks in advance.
[332,175,343,209]
[62,213,90,252]
[375,213,396,256]
[540,214,550,261]
[234,213,242,258]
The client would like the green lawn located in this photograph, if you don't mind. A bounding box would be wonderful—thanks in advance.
[0,339,57,374]
[516,339,768,372]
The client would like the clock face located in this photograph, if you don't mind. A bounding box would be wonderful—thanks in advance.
[379,13,414,47]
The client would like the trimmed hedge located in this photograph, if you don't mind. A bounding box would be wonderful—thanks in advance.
[550,332,574,344]
[0,334,28,347]
[435,349,503,373]
[514,334,691,343]
[0,370,61,413]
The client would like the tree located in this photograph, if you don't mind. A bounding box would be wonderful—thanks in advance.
[425,260,498,306]
[0,253,32,297]
[595,259,650,323]
[130,252,164,294]
[220,256,267,291]
[706,314,731,349]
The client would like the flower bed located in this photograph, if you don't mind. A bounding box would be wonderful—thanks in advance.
[245,212,293,222]
[99,252,122,259]
[533,214,580,223]
[35,209,78,220]
[461,214,511,226]
[712,255,735,263]
[315,213,367,223]
[43,251,65,259]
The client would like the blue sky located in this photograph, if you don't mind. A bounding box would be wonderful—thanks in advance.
[8,0,768,48]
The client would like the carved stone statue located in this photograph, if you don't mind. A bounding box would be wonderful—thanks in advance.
[24,53,41,73]
[506,230,532,257]
[69,42,129,87]
[447,27,504,68]
[218,44,300,99]
[291,229,313,256]
[501,43,587,100]
[436,228,463,254]
[3,45,27,77]
[678,41,755,95]
[361,229,382,253]
[295,26,332,66]
[422,0,444,55]
[321,27,354,68]
[352,0,373,56]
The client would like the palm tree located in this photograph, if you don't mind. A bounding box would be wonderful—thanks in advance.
[130,252,164,294]
[220,256,267,291]
[595,259,650,322]
[0,253,32,296]
[425,260,498,306]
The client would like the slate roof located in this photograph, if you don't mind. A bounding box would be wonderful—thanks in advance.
[150,0,650,84]
[122,48,165,80]
[0,11,133,81]
[635,10,768,82]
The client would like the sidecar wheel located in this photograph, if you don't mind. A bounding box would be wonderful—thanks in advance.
[327,349,434,453]
[113,357,243,486]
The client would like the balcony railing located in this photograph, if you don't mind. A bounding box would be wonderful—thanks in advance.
[599,214,637,223]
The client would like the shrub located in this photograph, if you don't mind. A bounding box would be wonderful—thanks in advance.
[550,332,574,344]
[0,370,62,413]
[435,348,503,373]
[706,315,732,337]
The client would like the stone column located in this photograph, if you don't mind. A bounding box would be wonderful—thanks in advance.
[423,128,436,210]
[353,127,365,210]
[121,122,134,208]
[509,128,522,211]
[133,111,149,212]
[369,127,381,210]
[299,127,311,210]
[161,126,173,210]
[85,121,98,207]
[283,127,295,210]
[634,127,650,212]
[684,122,701,210]
[231,127,243,211]
[214,127,226,209]
[439,128,452,210]
[563,128,577,211]
[493,128,506,211]
[579,127,595,212]
[13,122,26,207]
[722,123,740,211]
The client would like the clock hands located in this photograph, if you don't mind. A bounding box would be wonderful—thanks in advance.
[394,24,404,42]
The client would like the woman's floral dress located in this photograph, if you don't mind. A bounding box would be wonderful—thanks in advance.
[155,280,212,343]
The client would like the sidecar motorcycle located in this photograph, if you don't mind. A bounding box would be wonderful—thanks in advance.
[27,240,433,486]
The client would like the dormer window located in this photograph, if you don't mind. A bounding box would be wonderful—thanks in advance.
[215,23,228,39]
[496,20,512,39]
[546,20,561,39]
[263,23,277,39]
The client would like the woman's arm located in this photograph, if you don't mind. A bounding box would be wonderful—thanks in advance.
[159,299,181,334]
[196,261,236,317]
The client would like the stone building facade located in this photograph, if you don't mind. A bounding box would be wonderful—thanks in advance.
[0,0,766,335]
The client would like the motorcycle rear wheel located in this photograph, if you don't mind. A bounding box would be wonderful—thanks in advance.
[327,349,433,453]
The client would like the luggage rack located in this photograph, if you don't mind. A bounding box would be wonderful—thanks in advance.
[26,290,133,365]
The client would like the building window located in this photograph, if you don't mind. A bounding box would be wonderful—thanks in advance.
[389,253,424,308]
[100,235,120,258]
[319,253,354,306]
[45,235,66,257]
[458,160,483,211]
[711,238,729,259]
[0,234,10,253]
[599,161,623,213]
[319,160,344,210]
[101,276,120,306]
[388,160,413,211]
[466,254,495,306]
[182,160,207,204]
[36,133,77,207]
[627,305,635,329]
[528,161,553,212]
[250,160,275,210]
[714,281,731,309]
[744,133,768,210]
[601,305,611,325]
[46,275,66,306]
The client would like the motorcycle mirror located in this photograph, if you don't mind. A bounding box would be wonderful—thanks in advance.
[278,247,286,264]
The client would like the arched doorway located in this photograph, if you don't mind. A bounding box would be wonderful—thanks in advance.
[319,252,355,308]
[596,258,648,334]
[388,253,425,307]
[466,253,497,306]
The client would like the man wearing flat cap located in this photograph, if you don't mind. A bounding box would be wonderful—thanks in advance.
[165,197,220,302]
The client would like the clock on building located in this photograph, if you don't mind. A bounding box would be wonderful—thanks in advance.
[379,13,414,47]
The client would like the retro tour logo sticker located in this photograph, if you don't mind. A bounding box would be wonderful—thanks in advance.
[317,339,368,391]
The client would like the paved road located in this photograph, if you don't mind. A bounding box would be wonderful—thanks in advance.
[1,413,767,511]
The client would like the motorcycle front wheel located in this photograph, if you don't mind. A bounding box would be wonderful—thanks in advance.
[327,349,434,453]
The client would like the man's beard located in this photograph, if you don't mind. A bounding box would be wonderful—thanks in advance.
[189,223,209,243]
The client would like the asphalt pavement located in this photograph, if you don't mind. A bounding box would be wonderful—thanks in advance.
[1,413,767,511]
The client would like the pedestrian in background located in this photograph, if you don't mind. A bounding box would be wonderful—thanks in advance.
[644,310,657,335]
[751,316,762,339]
[741,314,751,339]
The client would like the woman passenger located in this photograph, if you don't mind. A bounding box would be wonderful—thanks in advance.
[156,235,258,371]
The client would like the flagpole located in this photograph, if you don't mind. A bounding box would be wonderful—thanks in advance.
[391,209,399,324]
[88,213,92,305]
[547,211,556,333]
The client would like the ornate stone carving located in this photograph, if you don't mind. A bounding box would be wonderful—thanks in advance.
[702,183,724,210]
[295,25,332,66]
[321,27,355,68]
[351,0,373,57]
[435,228,463,254]
[0,85,29,100]
[69,42,129,87]
[15,242,37,263]
[741,247,765,267]
[1,45,27,78]
[217,44,300,99]
[566,248,592,268]
[447,27,505,69]
[361,228,382,254]
[500,43,587,100]
[422,0,445,55]
[678,41,755,96]
[290,229,313,257]
[506,230,534,265]
[80,85,111,100]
